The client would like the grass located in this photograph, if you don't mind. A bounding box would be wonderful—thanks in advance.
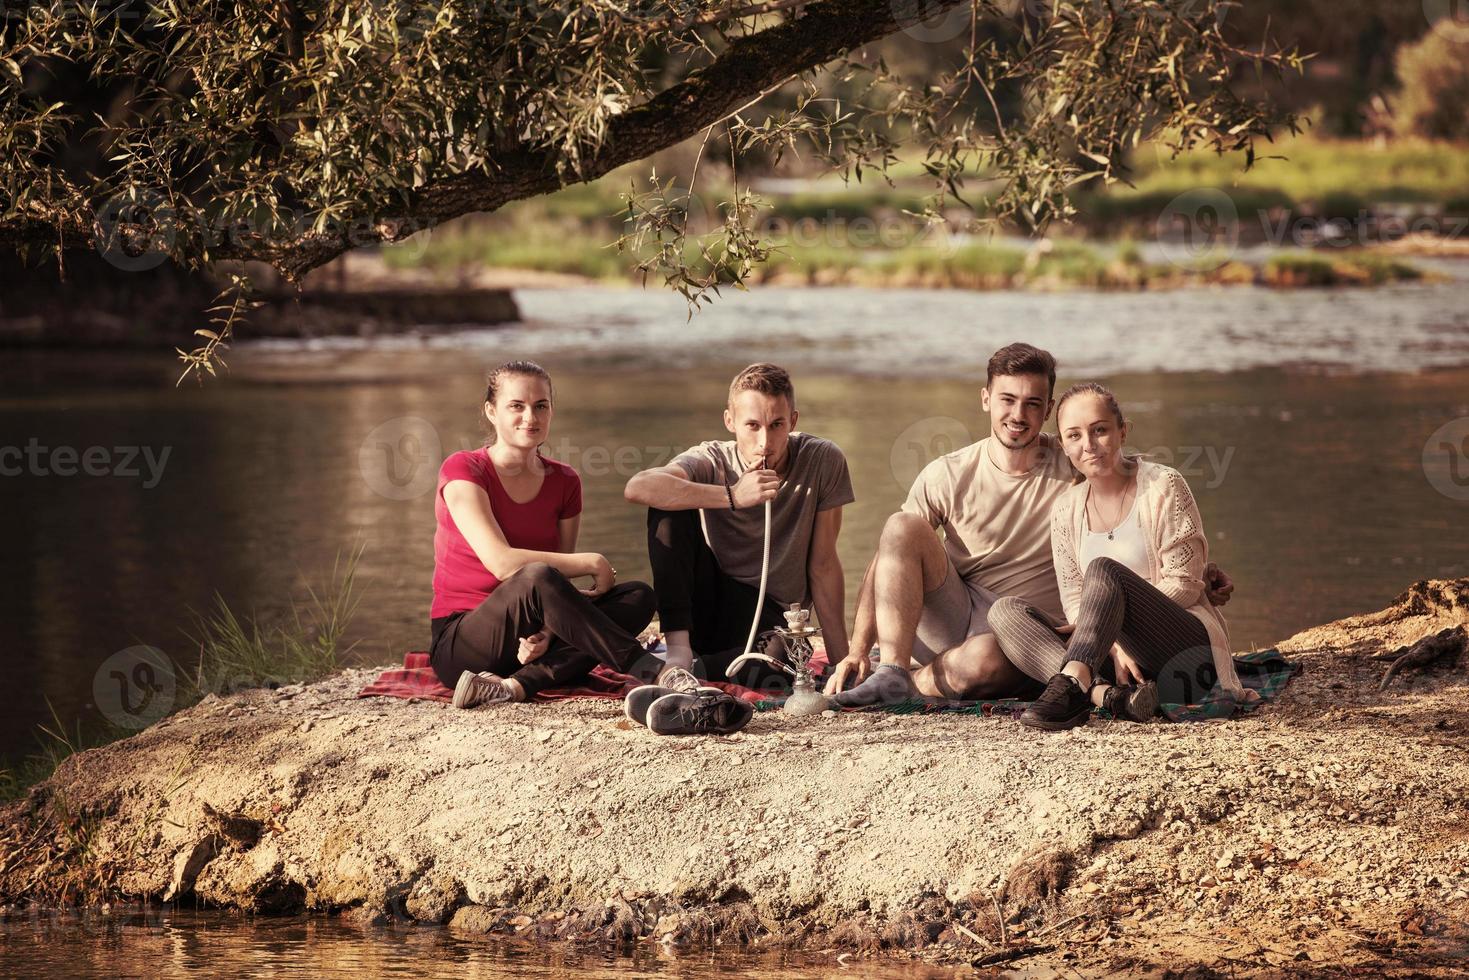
[1079,135,1469,230]
[377,136,1465,286]
[1262,251,1426,288]
[185,541,365,699]
[0,543,367,801]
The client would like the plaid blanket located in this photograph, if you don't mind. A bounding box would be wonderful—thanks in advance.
[357,650,767,705]
[761,648,1300,722]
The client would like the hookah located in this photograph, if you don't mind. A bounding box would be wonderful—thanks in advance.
[720,452,830,717]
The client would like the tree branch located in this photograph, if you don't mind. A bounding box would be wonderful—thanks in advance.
[2,0,966,282]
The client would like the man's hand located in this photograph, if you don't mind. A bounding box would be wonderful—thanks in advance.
[731,467,779,509]
[1204,561,1234,607]
[518,630,551,664]
[822,652,871,695]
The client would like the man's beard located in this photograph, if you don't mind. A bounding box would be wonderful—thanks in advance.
[994,423,1039,450]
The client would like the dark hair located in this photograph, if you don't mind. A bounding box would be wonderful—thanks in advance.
[986,343,1057,398]
[485,360,552,406]
[728,362,796,409]
[483,360,553,446]
[1055,381,1126,429]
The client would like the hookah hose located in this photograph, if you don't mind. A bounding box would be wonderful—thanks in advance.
[724,494,794,678]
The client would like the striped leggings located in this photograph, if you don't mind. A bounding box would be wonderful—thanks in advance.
[989,557,1217,703]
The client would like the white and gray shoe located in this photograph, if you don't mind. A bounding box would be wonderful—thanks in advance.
[656,664,702,694]
[452,670,515,709]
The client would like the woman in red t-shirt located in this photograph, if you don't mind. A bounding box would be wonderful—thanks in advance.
[430,360,657,707]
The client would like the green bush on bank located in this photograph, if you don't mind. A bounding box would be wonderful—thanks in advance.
[1393,29,1469,141]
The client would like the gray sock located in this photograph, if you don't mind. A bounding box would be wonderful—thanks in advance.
[831,663,914,707]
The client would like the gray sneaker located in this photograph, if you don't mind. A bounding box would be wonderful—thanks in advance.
[646,690,755,736]
[452,670,515,709]
[625,681,723,726]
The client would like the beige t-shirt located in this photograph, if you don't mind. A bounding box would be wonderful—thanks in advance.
[672,432,855,607]
[902,434,1076,621]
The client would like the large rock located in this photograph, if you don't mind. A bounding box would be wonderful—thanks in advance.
[2,580,1468,972]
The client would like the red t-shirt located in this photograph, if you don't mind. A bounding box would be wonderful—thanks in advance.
[430,449,583,619]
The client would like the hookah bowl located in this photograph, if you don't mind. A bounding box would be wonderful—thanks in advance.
[774,603,829,717]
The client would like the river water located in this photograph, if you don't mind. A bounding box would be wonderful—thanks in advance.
[0,907,964,978]
[2,276,1468,971]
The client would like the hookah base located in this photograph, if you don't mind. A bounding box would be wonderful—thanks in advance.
[782,676,829,717]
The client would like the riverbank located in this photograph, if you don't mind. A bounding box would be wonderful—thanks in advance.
[377,134,1468,291]
[387,226,1439,291]
[2,579,1467,973]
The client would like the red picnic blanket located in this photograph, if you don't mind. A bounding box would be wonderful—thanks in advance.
[357,651,768,704]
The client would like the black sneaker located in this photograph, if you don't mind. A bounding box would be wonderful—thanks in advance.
[1102,680,1159,722]
[625,681,724,727]
[646,690,755,736]
[1019,673,1093,731]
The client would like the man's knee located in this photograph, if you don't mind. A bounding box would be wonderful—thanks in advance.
[932,633,1019,697]
[879,511,930,551]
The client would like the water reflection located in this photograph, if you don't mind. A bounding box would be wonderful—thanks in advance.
[0,907,961,978]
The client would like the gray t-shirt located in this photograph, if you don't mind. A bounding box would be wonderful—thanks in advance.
[672,432,855,606]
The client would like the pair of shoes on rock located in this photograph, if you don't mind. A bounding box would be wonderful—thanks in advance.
[1019,673,1158,731]
[624,665,753,735]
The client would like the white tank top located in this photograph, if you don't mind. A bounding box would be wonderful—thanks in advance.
[1079,489,1149,580]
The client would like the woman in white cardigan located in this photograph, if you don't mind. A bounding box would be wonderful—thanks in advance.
[988,383,1254,731]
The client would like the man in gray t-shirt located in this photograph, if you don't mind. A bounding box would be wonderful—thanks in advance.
[625,363,854,690]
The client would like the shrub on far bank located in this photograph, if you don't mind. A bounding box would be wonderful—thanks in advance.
[1393,29,1469,141]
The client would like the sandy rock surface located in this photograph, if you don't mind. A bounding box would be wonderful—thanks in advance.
[3,579,1469,974]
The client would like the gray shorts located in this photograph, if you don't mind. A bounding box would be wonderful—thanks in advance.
[910,556,1000,666]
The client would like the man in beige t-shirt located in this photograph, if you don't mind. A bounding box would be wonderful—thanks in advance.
[827,342,1232,707]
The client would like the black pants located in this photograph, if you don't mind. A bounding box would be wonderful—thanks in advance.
[647,507,792,694]
[430,562,659,697]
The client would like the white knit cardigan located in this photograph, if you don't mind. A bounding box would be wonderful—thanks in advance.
[1049,459,1244,696]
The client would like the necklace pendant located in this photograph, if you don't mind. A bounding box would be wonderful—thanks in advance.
[1108,531,1114,540]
